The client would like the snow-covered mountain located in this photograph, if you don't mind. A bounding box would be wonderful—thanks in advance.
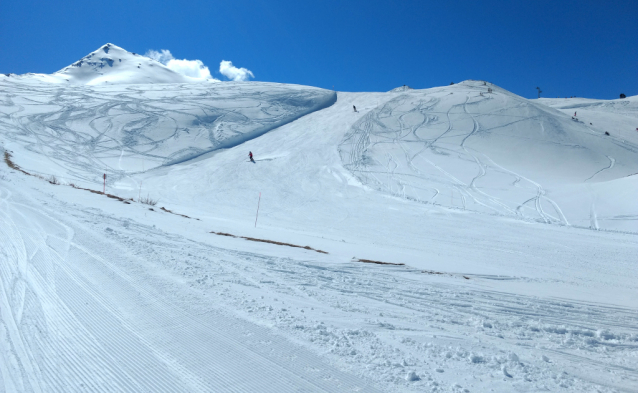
[1,46,637,392]
[3,43,211,85]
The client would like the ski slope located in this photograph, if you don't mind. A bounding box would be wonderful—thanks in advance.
[538,95,638,146]
[0,76,336,180]
[339,82,637,230]
[1,45,637,392]
[536,95,638,231]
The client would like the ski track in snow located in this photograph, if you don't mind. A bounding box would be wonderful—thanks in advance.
[585,156,616,182]
[0,80,335,185]
[1,182,637,392]
[338,87,568,225]
[0,184,379,393]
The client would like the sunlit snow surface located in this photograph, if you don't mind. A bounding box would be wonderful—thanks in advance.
[340,83,638,230]
[0,78,336,180]
[1,71,637,393]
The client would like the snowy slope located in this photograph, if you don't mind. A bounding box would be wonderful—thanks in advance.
[1,51,637,392]
[2,173,636,393]
[2,76,635,230]
[0,77,336,183]
[139,88,638,304]
[340,82,637,223]
[535,95,638,230]
[538,95,638,146]
[134,81,637,232]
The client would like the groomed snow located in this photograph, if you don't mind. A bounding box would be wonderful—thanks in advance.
[1,45,637,392]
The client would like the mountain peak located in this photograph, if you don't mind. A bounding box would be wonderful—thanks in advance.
[11,43,211,85]
[47,43,196,85]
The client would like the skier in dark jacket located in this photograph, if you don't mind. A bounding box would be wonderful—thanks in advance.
[353,105,357,112]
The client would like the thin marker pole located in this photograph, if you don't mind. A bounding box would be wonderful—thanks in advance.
[139,159,144,201]
[254,192,261,228]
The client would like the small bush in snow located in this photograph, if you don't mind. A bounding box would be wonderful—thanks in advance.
[4,151,19,170]
[48,175,60,185]
[139,194,158,206]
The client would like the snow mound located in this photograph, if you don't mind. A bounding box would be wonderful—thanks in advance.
[388,85,414,93]
[339,80,638,227]
[15,43,210,85]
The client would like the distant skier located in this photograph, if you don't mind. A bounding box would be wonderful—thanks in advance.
[353,105,357,112]
[249,151,254,162]
[574,111,577,117]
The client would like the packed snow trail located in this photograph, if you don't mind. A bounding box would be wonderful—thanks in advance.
[0,180,380,392]
[1,175,637,392]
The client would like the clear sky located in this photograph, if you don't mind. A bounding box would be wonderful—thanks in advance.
[1,0,636,99]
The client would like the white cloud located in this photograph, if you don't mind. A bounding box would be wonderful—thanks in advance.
[145,49,173,64]
[145,49,215,80]
[219,60,254,81]
[166,58,212,79]
[145,49,255,82]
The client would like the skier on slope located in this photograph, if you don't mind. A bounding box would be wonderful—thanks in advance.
[249,151,254,162]
[353,105,357,112]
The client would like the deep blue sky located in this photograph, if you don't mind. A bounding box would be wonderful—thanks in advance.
[1,0,636,99]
